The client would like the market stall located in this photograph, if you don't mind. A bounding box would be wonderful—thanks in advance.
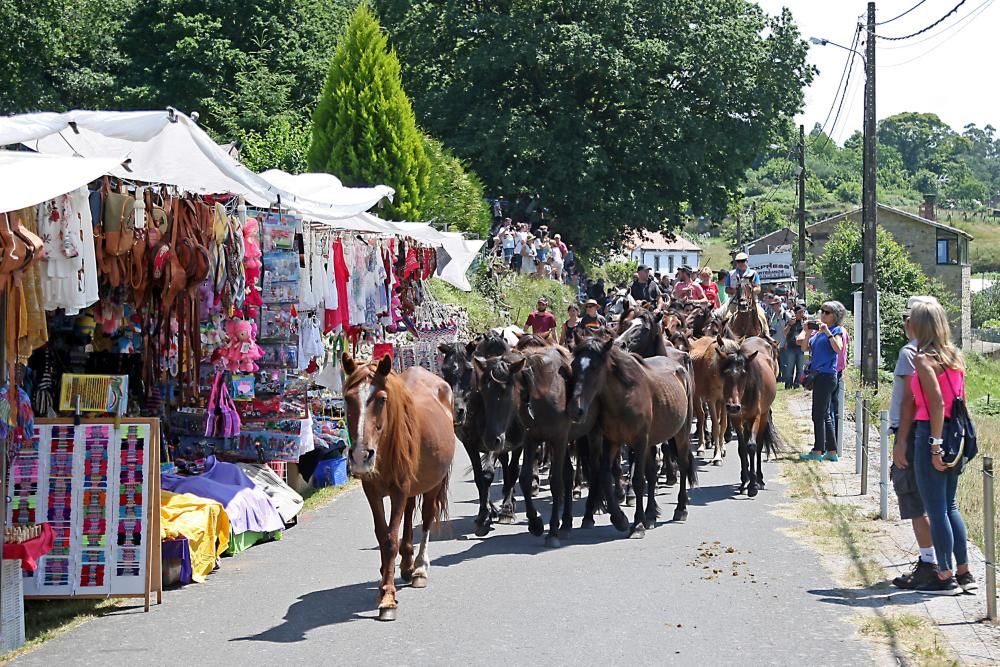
[0,109,469,639]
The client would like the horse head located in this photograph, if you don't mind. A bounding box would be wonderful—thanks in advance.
[570,334,615,422]
[342,353,397,477]
[472,352,526,452]
[438,341,478,426]
[715,339,759,415]
[736,278,754,314]
[616,308,663,356]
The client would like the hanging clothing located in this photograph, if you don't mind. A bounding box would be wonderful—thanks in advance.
[324,238,351,333]
[17,207,48,356]
[37,187,98,315]
[297,315,323,372]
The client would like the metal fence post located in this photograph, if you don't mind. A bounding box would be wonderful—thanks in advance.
[985,456,996,622]
[855,391,863,475]
[860,400,869,496]
[837,378,846,457]
[879,410,889,520]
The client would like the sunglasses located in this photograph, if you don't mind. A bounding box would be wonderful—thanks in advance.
[820,308,833,314]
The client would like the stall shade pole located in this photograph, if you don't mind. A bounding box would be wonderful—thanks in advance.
[879,410,889,520]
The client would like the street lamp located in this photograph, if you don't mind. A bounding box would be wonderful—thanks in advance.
[811,4,878,389]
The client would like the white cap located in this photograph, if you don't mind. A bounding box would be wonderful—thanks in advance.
[734,252,749,261]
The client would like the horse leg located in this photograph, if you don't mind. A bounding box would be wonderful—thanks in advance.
[711,400,725,465]
[465,439,494,537]
[673,428,694,523]
[545,440,568,548]
[519,440,544,536]
[572,442,584,500]
[747,411,766,498]
[399,496,417,582]
[662,440,678,486]
[630,441,650,538]
[735,419,750,495]
[499,448,520,523]
[612,454,626,505]
[623,445,636,507]
[582,434,603,528]
[602,442,630,533]
[363,483,391,597]
[561,449,574,537]
[694,398,707,455]
[375,490,405,621]
[643,445,659,529]
[411,488,439,588]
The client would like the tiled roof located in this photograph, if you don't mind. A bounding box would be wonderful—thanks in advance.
[628,230,702,251]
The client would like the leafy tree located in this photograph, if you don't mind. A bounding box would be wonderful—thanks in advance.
[377,0,814,250]
[878,112,954,174]
[911,169,939,196]
[816,222,927,307]
[421,135,492,238]
[307,4,430,220]
[238,119,312,174]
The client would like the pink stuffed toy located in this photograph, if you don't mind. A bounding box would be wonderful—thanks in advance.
[223,318,264,373]
[243,217,263,317]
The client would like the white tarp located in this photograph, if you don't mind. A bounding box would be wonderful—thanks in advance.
[258,170,393,218]
[0,152,124,212]
[0,110,393,217]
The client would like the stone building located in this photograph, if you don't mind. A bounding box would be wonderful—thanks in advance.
[807,203,973,348]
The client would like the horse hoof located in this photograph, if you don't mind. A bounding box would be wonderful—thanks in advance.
[474,523,491,537]
[581,517,596,529]
[411,576,427,589]
[528,516,545,536]
[748,486,759,498]
[378,607,397,622]
[673,509,688,523]
[400,570,413,583]
[544,535,561,549]
[757,478,766,488]
[712,459,722,467]
[629,524,646,539]
[559,527,572,539]
[612,515,630,533]
[644,518,655,530]
[498,513,515,525]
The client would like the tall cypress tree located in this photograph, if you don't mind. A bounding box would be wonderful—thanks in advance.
[307,3,429,220]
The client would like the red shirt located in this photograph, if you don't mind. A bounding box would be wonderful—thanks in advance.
[701,281,721,309]
[525,311,557,335]
[672,281,705,302]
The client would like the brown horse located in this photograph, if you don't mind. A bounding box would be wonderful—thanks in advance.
[570,333,696,531]
[723,278,769,341]
[716,336,778,497]
[690,335,741,465]
[342,354,456,622]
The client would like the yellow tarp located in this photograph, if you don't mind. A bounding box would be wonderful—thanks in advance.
[160,491,231,583]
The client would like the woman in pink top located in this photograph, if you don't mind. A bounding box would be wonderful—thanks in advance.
[897,300,973,595]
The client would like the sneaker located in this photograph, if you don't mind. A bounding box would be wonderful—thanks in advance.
[893,560,938,590]
[799,451,822,461]
[957,571,978,592]
[823,452,840,462]
[916,575,960,595]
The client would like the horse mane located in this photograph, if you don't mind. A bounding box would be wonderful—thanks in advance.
[344,362,421,490]
[477,331,510,358]
[516,332,554,350]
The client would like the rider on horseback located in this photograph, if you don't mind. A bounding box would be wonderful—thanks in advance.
[724,252,761,316]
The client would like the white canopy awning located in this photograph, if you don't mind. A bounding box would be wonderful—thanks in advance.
[0,152,125,212]
[0,110,394,216]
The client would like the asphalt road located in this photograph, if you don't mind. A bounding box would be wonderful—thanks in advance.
[16,449,873,666]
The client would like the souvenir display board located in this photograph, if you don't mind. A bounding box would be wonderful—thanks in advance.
[7,418,162,610]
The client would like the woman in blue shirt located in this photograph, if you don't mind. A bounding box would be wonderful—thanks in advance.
[799,301,846,461]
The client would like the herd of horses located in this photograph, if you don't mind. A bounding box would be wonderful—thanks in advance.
[341,278,781,621]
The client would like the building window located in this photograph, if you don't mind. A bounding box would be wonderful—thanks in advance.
[936,232,968,265]
[681,255,688,267]
[668,255,675,273]
[653,255,660,272]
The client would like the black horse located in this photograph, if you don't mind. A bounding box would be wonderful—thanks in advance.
[439,338,524,536]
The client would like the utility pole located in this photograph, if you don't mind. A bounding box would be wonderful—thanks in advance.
[797,124,807,300]
[750,201,757,239]
[736,213,742,252]
[861,1,878,388]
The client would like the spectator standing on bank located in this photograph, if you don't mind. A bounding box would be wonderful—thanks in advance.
[699,267,721,309]
[549,240,564,282]
[782,304,806,388]
[890,296,941,590]
[764,294,789,382]
[561,304,580,347]
[630,265,663,308]
[830,325,851,445]
[512,224,527,272]
[498,223,515,265]
[900,300,975,594]
[799,301,846,461]
[716,269,729,306]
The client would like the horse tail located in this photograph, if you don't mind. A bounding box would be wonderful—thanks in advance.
[430,468,451,528]
[761,410,779,458]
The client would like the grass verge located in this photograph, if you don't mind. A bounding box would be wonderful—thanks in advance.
[771,389,955,665]
[301,478,360,514]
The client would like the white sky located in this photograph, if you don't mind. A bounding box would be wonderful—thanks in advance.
[754,0,1000,143]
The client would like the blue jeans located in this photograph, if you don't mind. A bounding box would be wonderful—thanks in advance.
[781,347,804,388]
[913,420,969,572]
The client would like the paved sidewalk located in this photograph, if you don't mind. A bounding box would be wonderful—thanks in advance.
[14,443,873,666]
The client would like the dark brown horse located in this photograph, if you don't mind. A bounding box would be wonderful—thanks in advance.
[342,355,456,621]
[570,333,696,532]
[474,345,575,547]
[439,340,523,536]
[716,336,778,497]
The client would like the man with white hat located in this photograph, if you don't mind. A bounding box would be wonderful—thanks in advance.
[724,251,761,316]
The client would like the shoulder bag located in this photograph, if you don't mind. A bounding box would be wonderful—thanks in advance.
[941,371,977,469]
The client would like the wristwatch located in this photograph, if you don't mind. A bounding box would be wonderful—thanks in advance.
[928,437,944,446]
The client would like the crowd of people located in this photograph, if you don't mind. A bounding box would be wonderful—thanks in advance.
[490,218,576,283]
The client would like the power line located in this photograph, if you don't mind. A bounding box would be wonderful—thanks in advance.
[878,0,993,48]
[876,0,968,40]
[876,0,929,25]
[821,29,862,149]
[878,0,995,65]
[816,25,863,148]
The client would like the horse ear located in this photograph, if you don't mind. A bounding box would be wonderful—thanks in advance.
[376,354,393,377]
[473,356,487,373]
[509,357,527,375]
[342,354,357,376]
[602,337,615,354]
[747,350,759,363]
[716,334,725,348]
[438,343,451,355]
[716,347,727,361]
[465,340,478,356]
[655,311,664,324]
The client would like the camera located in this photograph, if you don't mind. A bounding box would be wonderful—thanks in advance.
[807,320,820,331]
